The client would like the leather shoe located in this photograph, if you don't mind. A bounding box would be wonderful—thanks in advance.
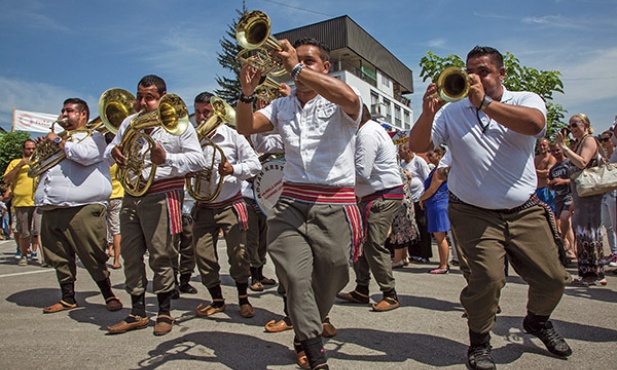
[372,297,400,312]
[322,321,337,338]
[250,280,264,292]
[296,350,310,369]
[105,297,123,312]
[195,301,226,317]
[107,315,149,334]
[153,314,174,336]
[240,303,255,318]
[260,276,276,285]
[265,318,293,333]
[43,300,78,314]
[179,282,198,294]
[336,290,369,304]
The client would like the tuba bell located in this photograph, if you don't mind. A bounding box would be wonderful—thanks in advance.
[235,10,286,77]
[28,89,135,178]
[186,96,236,202]
[115,93,189,197]
[433,66,470,102]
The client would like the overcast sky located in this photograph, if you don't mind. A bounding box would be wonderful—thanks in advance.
[1,0,615,135]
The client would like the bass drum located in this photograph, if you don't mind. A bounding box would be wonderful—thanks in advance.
[253,158,285,217]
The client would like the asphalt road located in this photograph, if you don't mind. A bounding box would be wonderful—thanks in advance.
[1,238,616,370]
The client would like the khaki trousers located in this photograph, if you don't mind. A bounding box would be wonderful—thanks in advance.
[41,204,109,284]
[268,198,351,341]
[354,198,401,291]
[449,201,571,334]
[121,193,178,295]
[192,205,250,288]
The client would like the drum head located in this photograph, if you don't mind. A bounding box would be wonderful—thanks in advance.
[253,158,285,216]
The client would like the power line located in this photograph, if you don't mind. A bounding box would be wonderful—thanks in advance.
[254,0,336,17]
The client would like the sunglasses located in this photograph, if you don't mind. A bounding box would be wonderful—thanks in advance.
[601,137,611,142]
[568,122,581,129]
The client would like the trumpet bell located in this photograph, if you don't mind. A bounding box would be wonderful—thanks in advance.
[98,88,137,135]
[436,66,470,102]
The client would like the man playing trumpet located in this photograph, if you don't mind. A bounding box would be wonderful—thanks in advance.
[34,98,123,315]
[105,75,206,336]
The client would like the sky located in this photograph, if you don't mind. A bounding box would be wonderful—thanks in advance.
[1,0,616,136]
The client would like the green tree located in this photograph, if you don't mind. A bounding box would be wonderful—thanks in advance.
[419,51,567,139]
[214,7,248,105]
[0,131,32,180]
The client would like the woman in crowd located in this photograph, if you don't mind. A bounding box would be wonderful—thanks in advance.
[599,130,617,266]
[555,113,606,286]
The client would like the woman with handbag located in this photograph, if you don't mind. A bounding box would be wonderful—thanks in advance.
[555,113,606,286]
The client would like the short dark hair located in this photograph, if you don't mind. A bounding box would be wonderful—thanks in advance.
[293,37,330,62]
[466,46,504,69]
[63,98,90,120]
[22,139,36,149]
[194,91,215,104]
[138,75,166,95]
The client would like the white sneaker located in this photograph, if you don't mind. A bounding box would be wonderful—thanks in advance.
[18,257,28,266]
[609,255,617,267]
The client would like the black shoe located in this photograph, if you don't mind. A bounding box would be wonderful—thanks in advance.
[171,285,180,300]
[466,343,495,370]
[523,317,572,357]
[179,282,198,294]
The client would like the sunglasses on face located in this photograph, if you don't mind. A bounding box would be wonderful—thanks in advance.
[601,137,611,142]
[568,122,580,129]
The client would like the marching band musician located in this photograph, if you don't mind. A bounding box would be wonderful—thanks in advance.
[237,37,362,370]
[191,92,262,320]
[35,98,123,315]
[105,75,206,336]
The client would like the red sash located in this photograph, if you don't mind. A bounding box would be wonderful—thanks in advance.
[148,178,185,235]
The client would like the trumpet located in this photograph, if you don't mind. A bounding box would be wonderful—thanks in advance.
[236,10,286,77]
[255,76,286,103]
[28,89,134,178]
[186,97,236,202]
[431,66,470,102]
[116,93,189,197]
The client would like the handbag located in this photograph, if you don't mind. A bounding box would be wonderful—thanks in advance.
[571,139,617,197]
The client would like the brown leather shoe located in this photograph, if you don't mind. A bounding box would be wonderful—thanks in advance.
[105,296,123,312]
[107,315,149,334]
[250,280,264,292]
[195,301,226,317]
[322,321,337,338]
[240,303,255,318]
[265,318,293,333]
[153,314,174,336]
[336,290,370,304]
[296,350,310,369]
[372,297,400,312]
[260,276,276,285]
[43,300,78,314]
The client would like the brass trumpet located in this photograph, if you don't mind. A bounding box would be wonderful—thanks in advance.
[432,66,470,102]
[28,89,134,178]
[236,10,286,77]
[186,97,236,202]
[255,76,286,103]
[116,93,189,197]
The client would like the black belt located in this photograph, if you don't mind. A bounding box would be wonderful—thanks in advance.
[448,191,540,214]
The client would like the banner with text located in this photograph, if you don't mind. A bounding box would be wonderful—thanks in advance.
[13,109,59,133]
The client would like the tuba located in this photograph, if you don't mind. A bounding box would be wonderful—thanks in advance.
[432,66,470,102]
[28,89,134,178]
[235,10,286,77]
[186,96,236,202]
[115,93,189,197]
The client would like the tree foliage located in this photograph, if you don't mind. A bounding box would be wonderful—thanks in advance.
[0,131,31,179]
[214,7,248,105]
[419,51,567,139]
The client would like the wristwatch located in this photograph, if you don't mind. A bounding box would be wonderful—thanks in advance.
[52,137,62,145]
[479,95,493,112]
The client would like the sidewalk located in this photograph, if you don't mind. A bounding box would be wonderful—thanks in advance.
[0,238,616,369]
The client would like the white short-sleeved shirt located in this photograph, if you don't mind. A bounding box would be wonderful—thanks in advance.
[432,87,547,209]
[258,89,361,187]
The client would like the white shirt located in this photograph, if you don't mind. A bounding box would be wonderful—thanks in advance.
[355,120,403,197]
[35,131,111,207]
[432,87,547,209]
[259,89,362,187]
[104,112,207,184]
[402,155,430,202]
[250,131,284,155]
[199,124,261,202]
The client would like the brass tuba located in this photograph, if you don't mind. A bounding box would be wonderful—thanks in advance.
[28,89,134,178]
[433,66,470,102]
[235,10,286,77]
[186,96,236,202]
[115,93,189,197]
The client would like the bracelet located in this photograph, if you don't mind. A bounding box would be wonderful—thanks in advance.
[291,63,305,81]
[238,92,255,104]
[479,95,493,111]
[560,145,570,153]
